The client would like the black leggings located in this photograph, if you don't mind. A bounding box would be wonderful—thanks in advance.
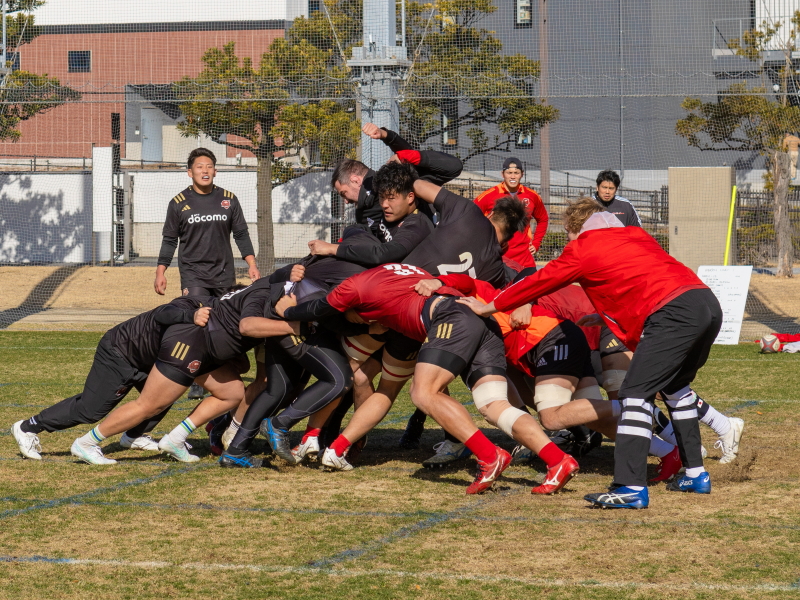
[229,333,353,452]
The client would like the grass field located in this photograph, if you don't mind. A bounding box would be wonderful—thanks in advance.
[1,331,799,599]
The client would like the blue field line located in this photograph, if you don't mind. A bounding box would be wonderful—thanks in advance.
[725,400,760,414]
[0,463,206,521]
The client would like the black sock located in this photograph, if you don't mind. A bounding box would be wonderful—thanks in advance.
[567,425,591,441]
[20,418,45,435]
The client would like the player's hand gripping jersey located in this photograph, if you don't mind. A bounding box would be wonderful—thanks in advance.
[492,222,706,350]
[284,264,463,341]
[159,186,253,289]
[404,188,508,289]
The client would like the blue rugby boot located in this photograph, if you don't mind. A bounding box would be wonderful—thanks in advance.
[584,486,649,509]
[666,471,711,494]
[219,449,263,468]
[261,418,297,463]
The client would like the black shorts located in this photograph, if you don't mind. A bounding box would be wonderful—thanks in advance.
[277,328,346,362]
[182,285,229,298]
[528,320,593,380]
[599,324,631,357]
[619,288,722,400]
[155,323,222,387]
[418,296,506,388]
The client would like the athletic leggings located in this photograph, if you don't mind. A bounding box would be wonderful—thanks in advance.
[229,332,353,452]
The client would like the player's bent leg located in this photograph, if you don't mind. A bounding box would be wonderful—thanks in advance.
[324,354,415,470]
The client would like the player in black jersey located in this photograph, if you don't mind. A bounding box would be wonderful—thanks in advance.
[68,279,303,464]
[329,123,462,242]
[592,169,642,227]
[155,148,259,298]
[11,297,212,461]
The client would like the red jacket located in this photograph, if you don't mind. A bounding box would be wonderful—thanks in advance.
[492,226,707,350]
[474,183,548,267]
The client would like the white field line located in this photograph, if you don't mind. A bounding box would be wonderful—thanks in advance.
[2,556,797,592]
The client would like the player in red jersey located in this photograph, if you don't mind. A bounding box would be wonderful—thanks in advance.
[279,263,577,494]
[474,157,549,268]
[459,198,722,509]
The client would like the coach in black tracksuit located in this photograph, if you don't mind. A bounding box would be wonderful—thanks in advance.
[155,148,259,298]
[592,169,642,227]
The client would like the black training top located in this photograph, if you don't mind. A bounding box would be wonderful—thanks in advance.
[110,296,211,372]
[158,185,255,289]
[592,193,642,227]
[335,212,434,267]
[404,188,507,288]
[204,278,275,361]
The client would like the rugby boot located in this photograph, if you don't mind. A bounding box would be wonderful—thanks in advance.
[510,444,534,465]
[291,435,320,464]
[531,454,579,494]
[716,417,744,464]
[584,486,649,509]
[666,471,711,494]
[398,410,426,449]
[649,446,682,483]
[12,421,42,460]
[219,449,264,469]
[422,440,472,469]
[465,447,511,494]
[120,433,159,451]
[320,447,354,471]
[71,437,117,465]
[158,435,200,463]
[262,418,296,463]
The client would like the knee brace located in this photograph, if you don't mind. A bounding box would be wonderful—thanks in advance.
[497,406,527,437]
[573,384,602,401]
[534,384,573,411]
[472,380,508,409]
[601,369,626,393]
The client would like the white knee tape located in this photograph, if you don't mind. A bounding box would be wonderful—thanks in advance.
[472,380,508,409]
[497,406,527,437]
[601,369,626,392]
[381,361,415,383]
[341,334,385,362]
[534,384,573,411]
[573,384,602,401]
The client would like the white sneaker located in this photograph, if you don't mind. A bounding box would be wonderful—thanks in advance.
[701,445,708,459]
[510,444,534,465]
[188,383,206,399]
[221,425,237,451]
[320,447,353,471]
[716,417,744,464]
[291,436,320,463]
[71,437,117,465]
[120,433,159,451]
[158,435,200,463]
[12,420,42,460]
[422,440,472,469]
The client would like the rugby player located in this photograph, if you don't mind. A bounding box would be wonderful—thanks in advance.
[592,169,641,227]
[280,263,579,495]
[474,157,549,267]
[68,278,302,464]
[461,199,722,508]
[12,298,212,460]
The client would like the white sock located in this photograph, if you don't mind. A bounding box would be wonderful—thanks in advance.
[81,427,105,444]
[626,485,645,491]
[610,400,621,418]
[648,436,674,458]
[699,403,731,437]
[685,466,704,478]
[169,417,196,444]
[230,418,241,431]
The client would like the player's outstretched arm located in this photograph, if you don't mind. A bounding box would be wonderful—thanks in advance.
[239,316,300,338]
[412,179,442,204]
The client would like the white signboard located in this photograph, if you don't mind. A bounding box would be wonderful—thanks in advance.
[697,265,753,345]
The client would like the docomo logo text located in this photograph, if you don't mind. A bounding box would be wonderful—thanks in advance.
[188,214,228,224]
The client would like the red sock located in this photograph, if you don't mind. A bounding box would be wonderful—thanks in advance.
[302,427,321,443]
[463,431,497,464]
[538,442,566,469]
[329,434,352,457]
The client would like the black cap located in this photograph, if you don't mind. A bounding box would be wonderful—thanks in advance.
[502,157,524,172]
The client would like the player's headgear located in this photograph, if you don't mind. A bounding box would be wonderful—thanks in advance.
[491,196,528,242]
[188,147,216,168]
[373,162,418,198]
[331,158,368,186]
[596,169,621,188]
[502,157,524,172]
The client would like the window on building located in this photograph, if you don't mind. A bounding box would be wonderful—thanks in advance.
[516,0,532,27]
[6,51,19,71]
[309,0,321,13]
[68,50,91,73]
[516,131,533,147]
